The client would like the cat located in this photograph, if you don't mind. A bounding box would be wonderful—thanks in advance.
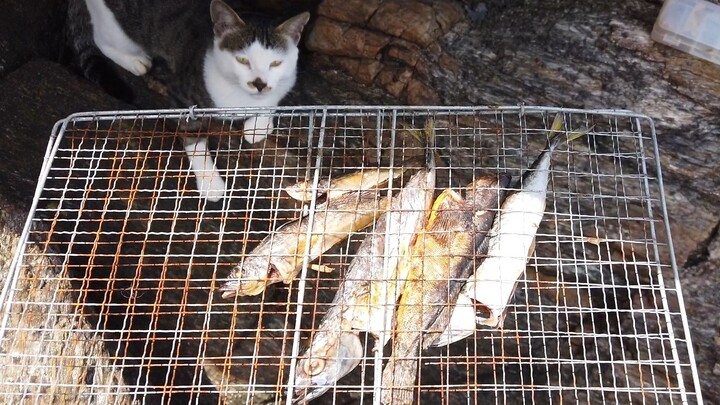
[72,0,310,202]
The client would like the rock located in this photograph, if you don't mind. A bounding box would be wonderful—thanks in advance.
[368,0,442,47]
[0,197,132,405]
[0,59,131,208]
[305,16,391,59]
[330,55,384,84]
[375,65,414,98]
[679,258,720,401]
[307,0,465,103]
[405,77,440,104]
[288,56,398,105]
[709,227,720,261]
[384,40,423,67]
[0,1,66,77]
[430,0,466,33]
[316,0,381,24]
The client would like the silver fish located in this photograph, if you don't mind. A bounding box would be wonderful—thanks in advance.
[292,121,438,403]
[433,114,589,346]
[380,175,509,405]
[220,189,391,298]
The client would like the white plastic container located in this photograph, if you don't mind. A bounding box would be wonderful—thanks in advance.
[651,0,720,65]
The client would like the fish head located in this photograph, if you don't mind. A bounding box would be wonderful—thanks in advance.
[429,293,476,347]
[465,173,511,204]
[219,255,285,298]
[293,331,364,403]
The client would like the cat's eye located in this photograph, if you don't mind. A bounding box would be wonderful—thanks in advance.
[270,60,283,68]
[236,56,250,66]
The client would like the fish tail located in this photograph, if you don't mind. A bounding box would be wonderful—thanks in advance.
[423,119,437,170]
[380,358,417,405]
[547,113,591,151]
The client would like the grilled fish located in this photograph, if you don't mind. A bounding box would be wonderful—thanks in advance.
[220,189,391,298]
[380,175,509,405]
[285,167,405,202]
[432,114,589,346]
[292,121,438,403]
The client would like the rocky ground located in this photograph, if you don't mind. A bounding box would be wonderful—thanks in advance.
[0,0,718,404]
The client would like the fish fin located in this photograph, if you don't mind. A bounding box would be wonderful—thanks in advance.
[381,358,417,405]
[547,113,591,150]
[423,119,437,170]
[566,126,591,142]
[309,264,334,273]
[425,189,461,230]
[549,112,565,133]
[398,119,438,170]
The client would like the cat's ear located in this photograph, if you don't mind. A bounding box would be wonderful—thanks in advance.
[276,12,311,46]
[210,0,246,38]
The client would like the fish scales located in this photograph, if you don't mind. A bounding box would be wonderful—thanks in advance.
[285,167,405,202]
[220,188,391,298]
[292,167,436,403]
[433,114,589,346]
[380,175,509,405]
[292,120,439,403]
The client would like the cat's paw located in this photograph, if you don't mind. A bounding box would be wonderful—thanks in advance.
[184,138,226,202]
[243,115,274,144]
[196,172,226,203]
[128,55,152,76]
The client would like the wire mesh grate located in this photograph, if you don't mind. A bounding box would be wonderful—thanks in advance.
[0,106,703,404]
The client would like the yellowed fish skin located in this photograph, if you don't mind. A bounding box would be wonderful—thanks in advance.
[380,175,510,405]
[219,189,391,298]
[292,167,437,403]
[432,114,590,346]
[285,168,405,202]
[293,119,438,403]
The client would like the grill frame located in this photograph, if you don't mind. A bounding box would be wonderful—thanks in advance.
[0,105,704,405]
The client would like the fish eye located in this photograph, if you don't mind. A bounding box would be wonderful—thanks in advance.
[303,358,326,376]
[236,56,250,66]
[270,60,282,68]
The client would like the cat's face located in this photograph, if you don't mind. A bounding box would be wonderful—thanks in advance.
[210,0,309,98]
[224,40,299,97]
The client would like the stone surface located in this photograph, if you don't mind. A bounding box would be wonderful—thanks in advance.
[0,0,66,78]
[0,60,131,208]
[306,0,465,104]
[316,0,381,24]
[306,16,391,59]
[368,0,442,47]
[0,0,718,403]
[680,258,720,402]
[374,65,414,98]
[405,77,440,104]
[329,55,384,84]
[0,198,131,405]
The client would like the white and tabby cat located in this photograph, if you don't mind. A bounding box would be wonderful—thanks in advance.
[75,0,309,201]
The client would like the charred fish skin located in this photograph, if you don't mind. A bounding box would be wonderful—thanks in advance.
[292,120,438,403]
[434,115,589,346]
[219,189,391,299]
[380,175,508,405]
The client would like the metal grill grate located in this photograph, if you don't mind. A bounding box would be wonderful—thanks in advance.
[0,106,704,404]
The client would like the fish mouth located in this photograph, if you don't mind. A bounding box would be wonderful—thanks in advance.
[292,385,329,404]
[219,279,267,298]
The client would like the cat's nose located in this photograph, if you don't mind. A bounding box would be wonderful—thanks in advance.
[250,78,268,92]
